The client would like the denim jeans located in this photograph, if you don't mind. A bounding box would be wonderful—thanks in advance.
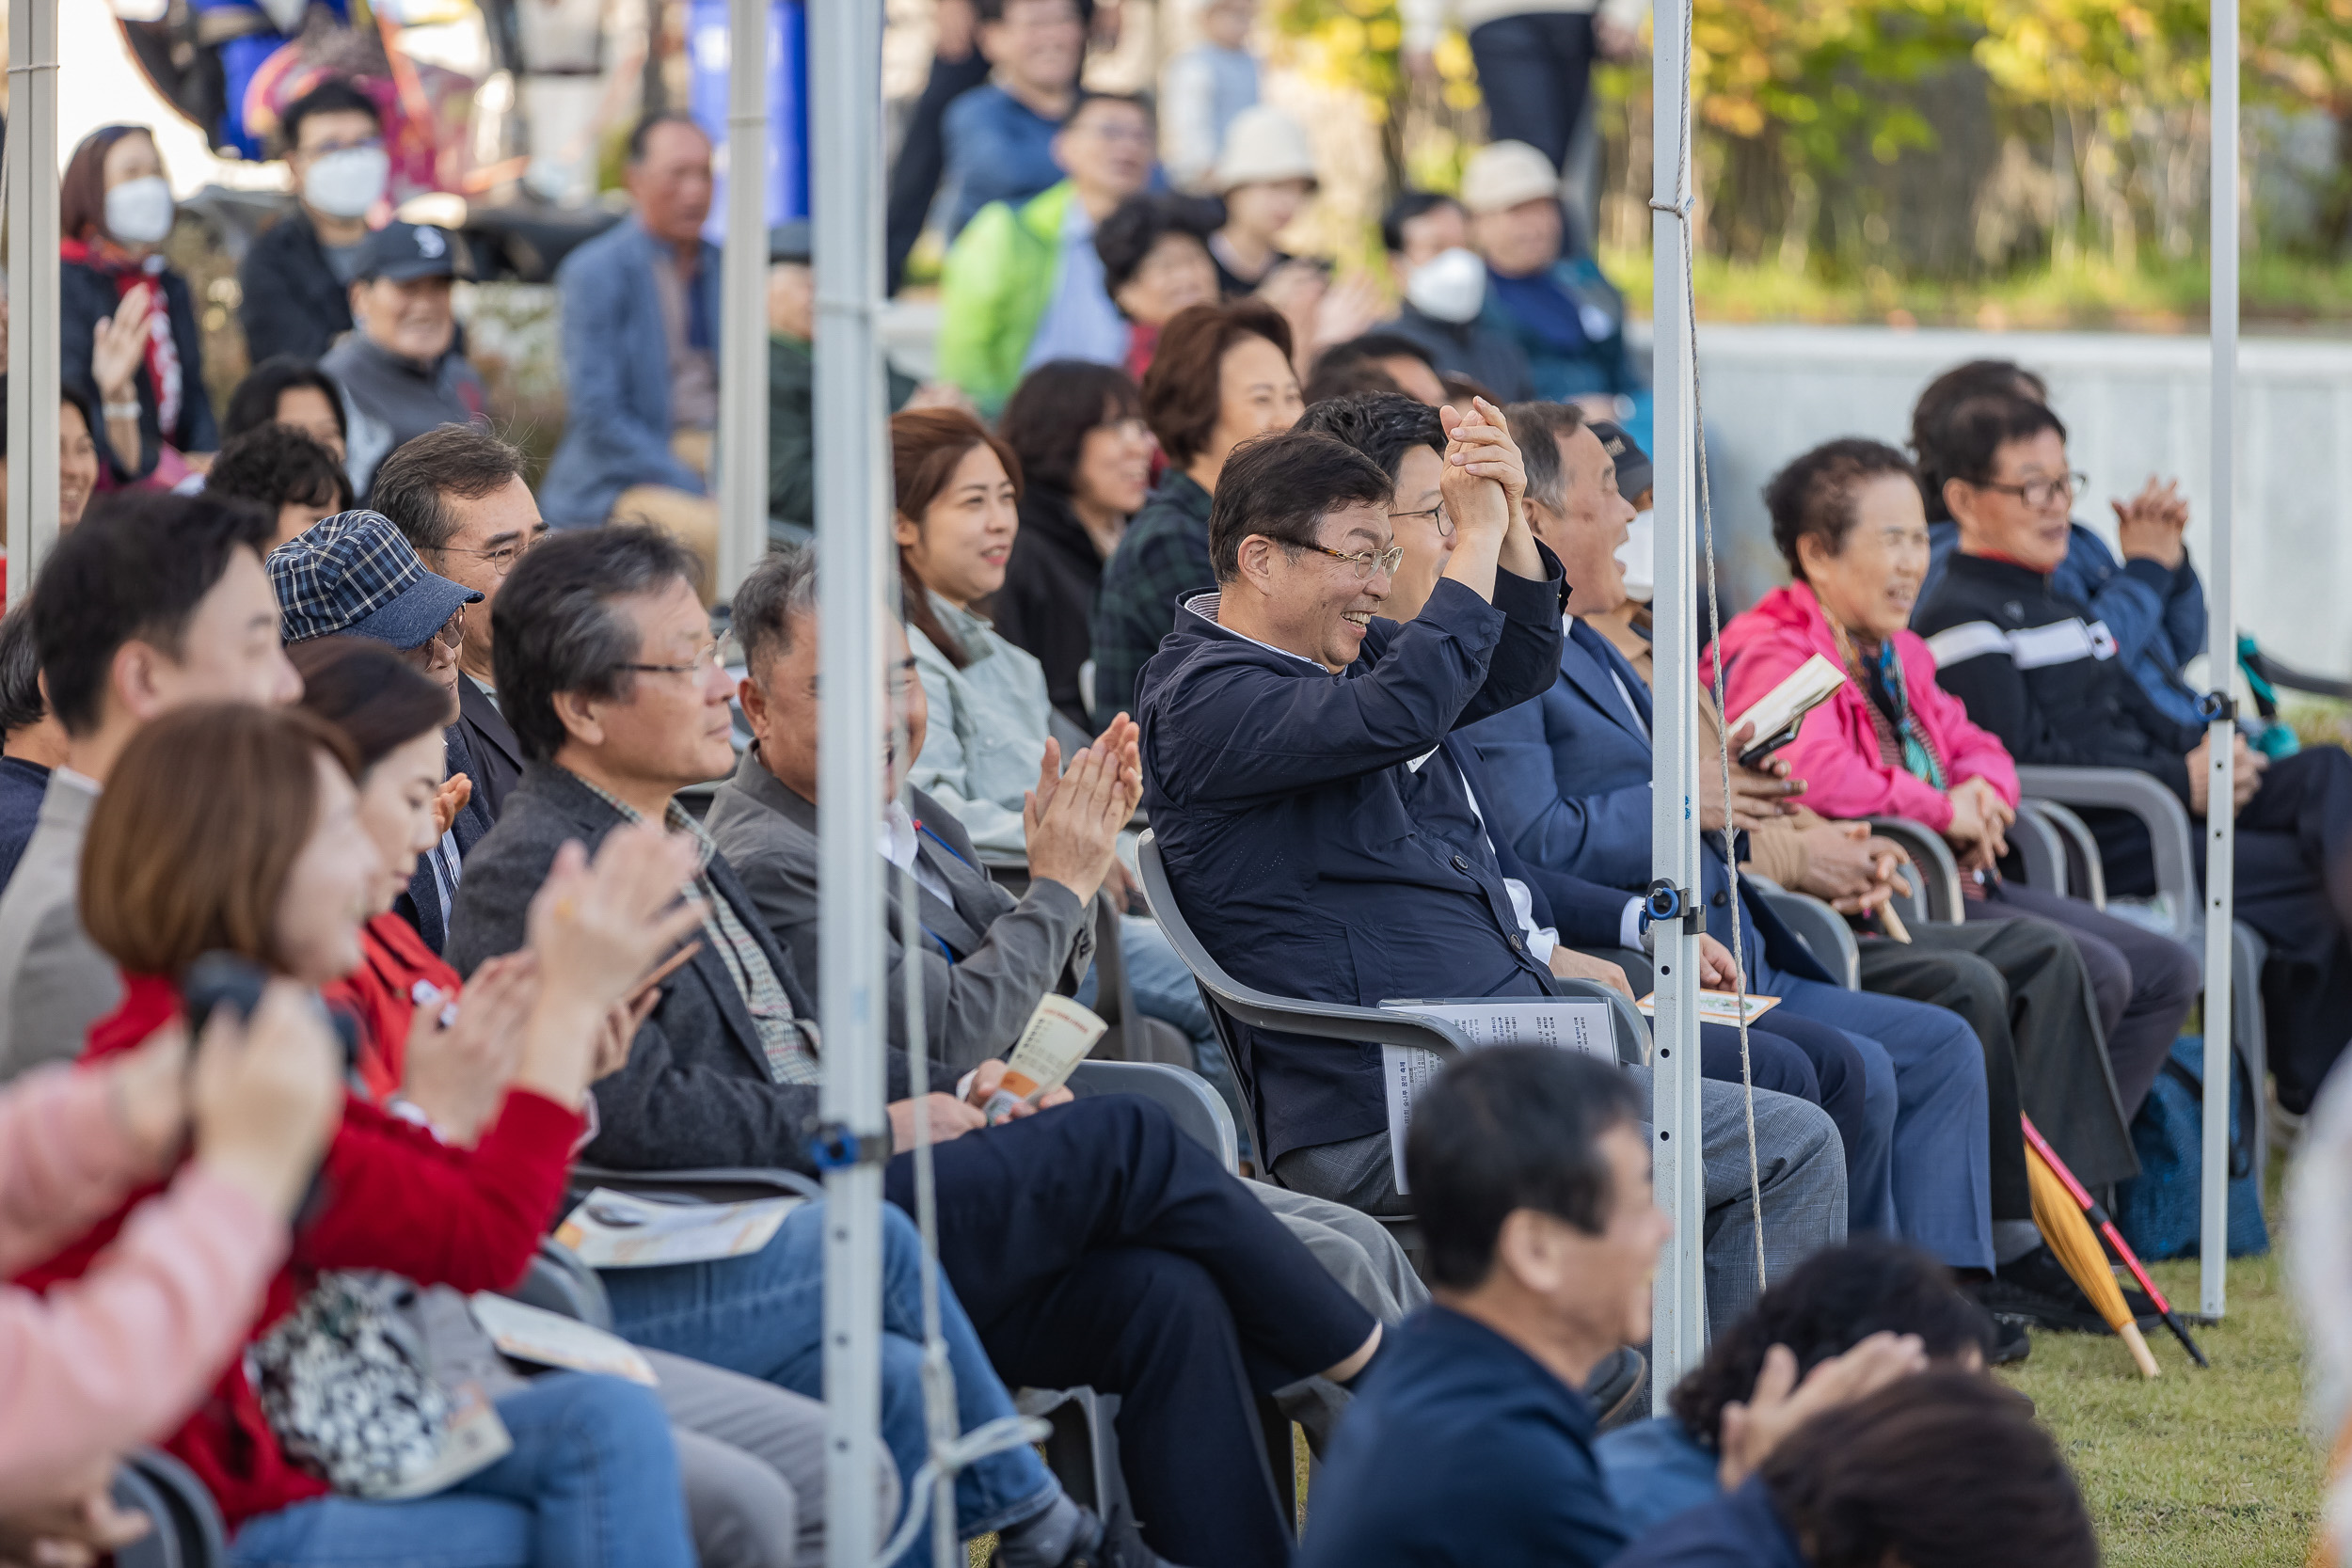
[598,1199,1057,1563]
[228,1371,695,1568]
[1078,914,1256,1158]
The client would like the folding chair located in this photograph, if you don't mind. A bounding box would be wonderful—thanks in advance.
[1746,879,1860,989]
[1862,816,1964,924]
[1069,1058,1240,1173]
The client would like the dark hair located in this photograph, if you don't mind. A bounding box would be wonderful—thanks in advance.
[1914,393,2069,520]
[291,637,454,773]
[491,524,704,764]
[60,126,155,245]
[732,546,821,679]
[1064,89,1154,132]
[0,377,101,461]
[1909,358,2049,468]
[1762,1372,2097,1568]
[278,77,382,155]
[371,424,528,555]
[0,607,45,736]
[1667,1240,1994,1453]
[1380,191,1463,256]
[34,492,276,738]
[1295,391,1443,483]
[1206,429,1395,582]
[891,408,1023,670]
[82,704,360,979]
[1095,192,1219,303]
[1406,1047,1645,1290]
[1141,300,1295,469]
[1301,356,1402,405]
[1763,438,1920,580]
[999,360,1144,499]
[1502,401,1587,513]
[202,424,354,519]
[627,112,707,165]
[224,357,351,446]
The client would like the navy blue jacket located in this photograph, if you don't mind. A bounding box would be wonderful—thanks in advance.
[1298,1306,1627,1568]
[1608,1477,1809,1568]
[1137,558,1566,1165]
[1461,616,1832,988]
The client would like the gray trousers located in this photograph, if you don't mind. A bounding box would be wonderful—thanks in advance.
[1248,1181,1431,1322]
[652,1349,900,1568]
[1272,1068,1847,1330]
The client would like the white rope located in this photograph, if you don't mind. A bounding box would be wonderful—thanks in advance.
[1647,1,1767,1289]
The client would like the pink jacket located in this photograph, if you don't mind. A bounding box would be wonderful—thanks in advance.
[1702,581,2020,832]
[0,1062,285,1510]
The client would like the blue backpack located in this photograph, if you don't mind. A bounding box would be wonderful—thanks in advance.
[2113,1034,2268,1260]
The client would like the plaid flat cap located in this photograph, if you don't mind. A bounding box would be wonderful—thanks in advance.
[270,509,483,650]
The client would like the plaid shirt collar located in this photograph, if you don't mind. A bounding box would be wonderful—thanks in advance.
[564,770,718,870]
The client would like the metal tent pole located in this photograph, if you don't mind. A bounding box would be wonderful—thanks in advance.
[1647,0,1708,1403]
[716,0,771,598]
[2201,0,2239,1320]
[810,0,892,1560]
[6,0,60,609]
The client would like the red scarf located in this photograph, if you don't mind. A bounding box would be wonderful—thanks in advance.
[60,237,182,436]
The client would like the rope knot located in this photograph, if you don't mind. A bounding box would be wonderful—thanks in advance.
[1649,196,1696,219]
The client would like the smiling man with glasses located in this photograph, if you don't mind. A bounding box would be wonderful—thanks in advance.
[373,425,553,817]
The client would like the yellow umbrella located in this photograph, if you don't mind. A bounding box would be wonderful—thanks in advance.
[2027,1139,2158,1378]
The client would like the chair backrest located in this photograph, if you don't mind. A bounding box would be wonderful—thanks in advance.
[1069,1058,1240,1172]
[1750,882,1861,989]
[2006,800,2071,898]
[2032,799,2107,911]
[1863,816,1964,923]
[1136,831,1651,1063]
[2015,765,2195,940]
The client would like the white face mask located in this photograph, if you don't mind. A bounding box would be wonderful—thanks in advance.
[1406,246,1486,325]
[103,176,175,245]
[1617,509,1655,604]
[303,146,389,220]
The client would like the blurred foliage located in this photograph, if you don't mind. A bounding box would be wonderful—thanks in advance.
[1271,0,2352,304]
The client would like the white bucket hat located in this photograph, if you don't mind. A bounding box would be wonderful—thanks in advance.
[1211,104,1321,194]
[1460,139,1561,214]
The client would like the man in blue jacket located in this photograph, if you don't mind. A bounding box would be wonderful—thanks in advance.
[1461,401,1992,1275]
[1137,414,1848,1327]
[538,114,723,578]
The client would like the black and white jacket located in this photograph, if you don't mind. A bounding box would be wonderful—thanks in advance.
[1913,553,2203,806]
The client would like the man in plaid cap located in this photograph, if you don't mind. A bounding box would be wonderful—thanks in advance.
[270,508,487,951]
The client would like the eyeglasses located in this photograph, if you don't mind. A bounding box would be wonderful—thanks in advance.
[1390,501,1454,539]
[1972,471,2086,511]
[431,607,464,652]
[443,532,545,577]
[623,642,726,678]
[1294,541,1406,579]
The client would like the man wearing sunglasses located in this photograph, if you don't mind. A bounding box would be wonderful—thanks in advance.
[1135,407,1851,1329]
[271,508,492,953]
[374,425,552,818]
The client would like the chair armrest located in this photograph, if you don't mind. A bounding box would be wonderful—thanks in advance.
[1751,885,1860,989]
[1864,817,1963,924]
[115,1449,229,1568]
[2015,766,2194,936]
[2029,799,2106,910]
[1136,832,1473,1059]
[2006,800,2070,900]
[1070,1059,1241,1173]
[568,1164,825,1205]
[508,1237,616,1330]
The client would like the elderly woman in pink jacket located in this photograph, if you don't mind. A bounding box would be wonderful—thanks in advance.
[0,996,341,1560]
[1707,436,2197,1119]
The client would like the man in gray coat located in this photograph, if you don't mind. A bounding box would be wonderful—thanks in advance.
[0,493,301,1082]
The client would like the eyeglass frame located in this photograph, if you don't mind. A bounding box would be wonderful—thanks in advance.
[439,531,546,578]
[1290,540,1406,580]
[621,641,729,678]
[1967,470,2088,511]
[1390,500,1454,539]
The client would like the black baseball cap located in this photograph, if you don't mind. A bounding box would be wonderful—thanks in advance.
[351,222,472,283]
[1587,419,1652,502]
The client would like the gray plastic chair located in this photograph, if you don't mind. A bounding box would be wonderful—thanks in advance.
[111,1449,227,1568]
[2006,800,2071,899]
[509,1236,616,1330]
[1747,880,1860,989]
[1069,1057,1240,1173]
[2031,798,2107,910]
[1863,816,1965,924]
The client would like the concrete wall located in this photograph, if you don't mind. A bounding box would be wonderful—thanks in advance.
[1693,324,2352,679]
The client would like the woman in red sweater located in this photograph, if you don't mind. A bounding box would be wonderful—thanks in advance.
[18,702,707,1568]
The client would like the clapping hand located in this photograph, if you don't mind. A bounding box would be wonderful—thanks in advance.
[1023,716,1141,907]
[1700,721,1805,833]
[2112,476,2188,570]
[89,284,152,405]
[400,953,536,1144]
[1438,397,1525,539]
